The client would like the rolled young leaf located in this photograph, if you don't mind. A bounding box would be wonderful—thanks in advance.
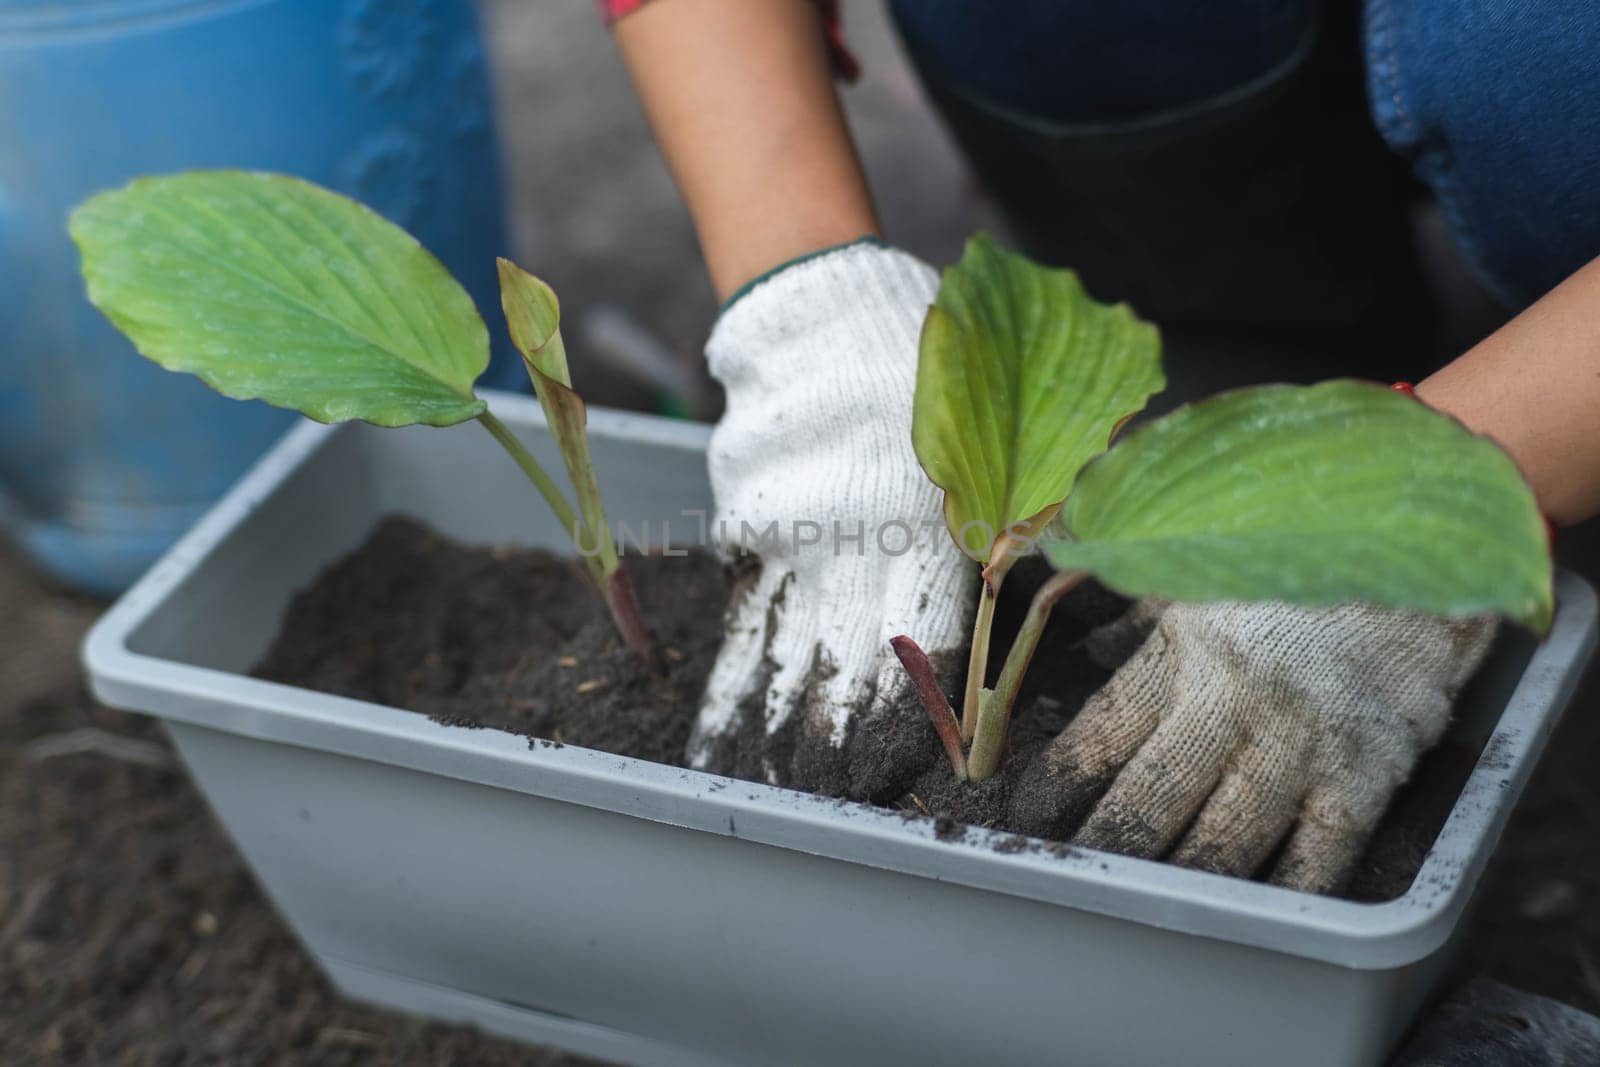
[70,171,487,426]
[497,258,617,575]
[497,256,573,387]
[498,257,655,667]
[913,234,1164,561]
[1045,381,1553,631]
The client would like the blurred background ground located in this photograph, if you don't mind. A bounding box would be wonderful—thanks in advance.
[3,1,1598,1062]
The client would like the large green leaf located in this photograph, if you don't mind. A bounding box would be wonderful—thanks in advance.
[913,234,1164,561]
[1046,381,1553,630]
[71,170,487,426]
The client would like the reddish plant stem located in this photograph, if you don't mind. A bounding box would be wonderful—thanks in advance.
[890,635,968,780]
[606,564,659,673]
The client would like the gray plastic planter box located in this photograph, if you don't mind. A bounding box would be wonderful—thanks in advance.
[84,390,1597,1067]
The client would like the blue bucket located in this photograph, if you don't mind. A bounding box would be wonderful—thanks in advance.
[0,0,522,594]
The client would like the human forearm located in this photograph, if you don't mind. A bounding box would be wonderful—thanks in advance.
[1418,255,1600,526]
[614,0,878,301]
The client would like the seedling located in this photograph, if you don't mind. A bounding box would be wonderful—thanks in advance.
[898,236,1553,782]
[910,234,1164,770]
[70,170,654,667]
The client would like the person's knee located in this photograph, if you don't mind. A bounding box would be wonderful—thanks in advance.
[1365,0,1600,307]
[889,0,1314,124]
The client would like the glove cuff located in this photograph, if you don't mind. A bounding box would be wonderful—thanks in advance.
[718,235,888,315]
[707,240,939,388]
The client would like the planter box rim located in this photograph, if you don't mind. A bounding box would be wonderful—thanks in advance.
[84,390,1600,975]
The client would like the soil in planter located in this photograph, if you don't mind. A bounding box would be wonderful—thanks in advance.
[254,515,1481,902]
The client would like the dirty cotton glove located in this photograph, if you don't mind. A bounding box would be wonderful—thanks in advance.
[686,242,975,800]
[1009,600,1496,894]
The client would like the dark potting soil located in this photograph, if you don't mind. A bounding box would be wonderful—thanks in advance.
[253,516,725,768]
[254,516,1481,902]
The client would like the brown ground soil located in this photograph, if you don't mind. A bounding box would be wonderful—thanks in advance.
[0,554,595,1064]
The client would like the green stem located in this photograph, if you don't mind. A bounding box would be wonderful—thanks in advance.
[477,410,603,585]
[967,570,1086,782]
[480,410,656,670]
[961,576,999,742]
[961,548,1019,741]
[567,449,620,577]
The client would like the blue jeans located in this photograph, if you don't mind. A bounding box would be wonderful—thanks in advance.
[890,0,1600,315]
[1363,0,1600,307]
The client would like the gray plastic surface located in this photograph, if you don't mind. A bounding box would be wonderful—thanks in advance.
[84,390,1599,1067]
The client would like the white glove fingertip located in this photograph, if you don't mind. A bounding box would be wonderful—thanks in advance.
[689,566,790,769]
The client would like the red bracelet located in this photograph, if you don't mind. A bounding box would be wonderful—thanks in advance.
[1392,381,1557,546]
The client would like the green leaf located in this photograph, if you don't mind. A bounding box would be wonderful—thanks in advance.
[913,234,1164,561]
[1045,381,1553,631]
[498,257,617,576]
[70,170,487,426]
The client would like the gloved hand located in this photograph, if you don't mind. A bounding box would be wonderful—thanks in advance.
[1009,599,1496,893]
[687,241,976,800]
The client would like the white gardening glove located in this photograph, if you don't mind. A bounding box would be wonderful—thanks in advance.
[1009,600,1496,893]
[686,242,975,800]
